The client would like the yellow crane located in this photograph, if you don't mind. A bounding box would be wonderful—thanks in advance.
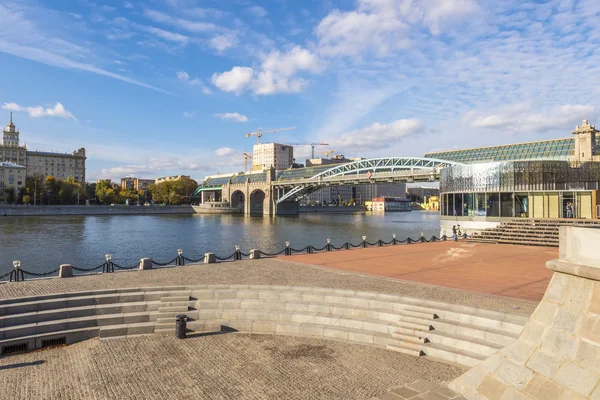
[243,152,252,173]
[245,127,296,144]
[324,150,335,159]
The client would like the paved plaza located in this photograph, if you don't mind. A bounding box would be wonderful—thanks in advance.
[0,242,554,399]
[0,333,466,400]
[286,241,557,302]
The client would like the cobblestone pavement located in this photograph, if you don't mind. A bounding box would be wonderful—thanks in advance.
[0,258,536,316]
[0,333,466,400]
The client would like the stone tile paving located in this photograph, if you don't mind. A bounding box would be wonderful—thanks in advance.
[372,380,466,399]
[0,258,536,316]
[0,333,466,400]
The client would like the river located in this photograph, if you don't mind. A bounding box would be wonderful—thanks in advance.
[0,211,440,274]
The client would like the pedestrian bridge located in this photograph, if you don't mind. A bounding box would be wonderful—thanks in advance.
[195,157,463,215]
[272,157,462,203]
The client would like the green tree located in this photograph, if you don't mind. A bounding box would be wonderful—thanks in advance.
[4,186,16,204]
[22,195,31,205]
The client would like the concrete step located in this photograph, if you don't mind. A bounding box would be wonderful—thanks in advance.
[160,296,190,302]
[154,328,176,335]
[422,342,487,367]
[386,344,424,357]
[423,329,503,356]
[390,332,423,344]
[0,301,158,328]
[99,322,155,338]
[157,306,189,313]
[0,312,151,340]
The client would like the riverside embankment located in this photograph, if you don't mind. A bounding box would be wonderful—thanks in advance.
[0,205,195,217]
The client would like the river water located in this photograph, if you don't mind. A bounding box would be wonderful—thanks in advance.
[0,211,440,274]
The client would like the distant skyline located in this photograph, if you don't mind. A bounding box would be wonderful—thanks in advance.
[1,0,599,182]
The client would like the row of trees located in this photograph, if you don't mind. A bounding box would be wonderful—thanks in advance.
[3,176,90,205]
[147,177,198,205]
[3,175,199,206]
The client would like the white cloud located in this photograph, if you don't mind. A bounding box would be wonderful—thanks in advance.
[247,6,268,18]
[463,104,596,132]
[144,26,188,43]
[209,35,236,52]
[183,111,195,118]
[177,71,211,92]
[315,0,483,57]
[143,9,220,33]
[211,46,324,95]
[0,6,171,94]
[3,102,76,120]
[215,147,236,156]
[211,66,255,94]
[331,118,422,150]
[215,112,248,122]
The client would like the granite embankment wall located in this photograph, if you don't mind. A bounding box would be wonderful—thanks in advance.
[299,206,367,213]
[0,205,196,216]
[449,225,600,400]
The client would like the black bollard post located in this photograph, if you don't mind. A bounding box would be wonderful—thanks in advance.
[362,236,367,248]
[234,245,241,261]
[285,241,291,256]
[177,249,184,266]
[326,239,332,252]
[392,234,397,245]
[421,232,425,243]
[175,315,187,339]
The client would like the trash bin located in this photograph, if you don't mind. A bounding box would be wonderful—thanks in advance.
[175,314,187,339]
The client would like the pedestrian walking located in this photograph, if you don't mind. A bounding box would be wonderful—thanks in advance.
[566,202,573,218]
[452,225,458,241]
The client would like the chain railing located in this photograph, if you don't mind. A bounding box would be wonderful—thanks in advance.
[0,233,468,282]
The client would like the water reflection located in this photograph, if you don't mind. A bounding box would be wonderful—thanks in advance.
[0,211,439,273]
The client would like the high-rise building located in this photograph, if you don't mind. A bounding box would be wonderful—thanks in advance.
[1,115,86,182]
[26,148,86,182]
[0,113,27,166]
[252,143,294,171]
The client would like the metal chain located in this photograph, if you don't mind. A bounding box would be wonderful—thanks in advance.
[290,246,309,253]
[259,248,287,257]
[182,256,204,263]
[215,253,235,261]
[111,262,139,270]
[0,271,12,280]
[366,241,378,246]
[330,243,346,250]
[22,268,60,277]
[311,244,328,252]
[348,242,362,248]
[151,258,177,267]
[72,263,105,272]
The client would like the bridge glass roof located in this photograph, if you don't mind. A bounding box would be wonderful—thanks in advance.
[425,138,575,164]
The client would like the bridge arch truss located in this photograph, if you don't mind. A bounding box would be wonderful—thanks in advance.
[276,157,464,203]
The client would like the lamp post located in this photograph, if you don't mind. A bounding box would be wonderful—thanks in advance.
[104,254,112,273]
[177,249,184,266]
[10,260,24,282]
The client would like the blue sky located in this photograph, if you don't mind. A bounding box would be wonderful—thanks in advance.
[1,0,599,182]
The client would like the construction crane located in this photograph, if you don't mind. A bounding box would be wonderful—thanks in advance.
[324,150,335,159]
[245,127,296,144]
[243,152,252,173]
[285,142,329,159]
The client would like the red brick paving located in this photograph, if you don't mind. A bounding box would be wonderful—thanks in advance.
[284,242,557,302]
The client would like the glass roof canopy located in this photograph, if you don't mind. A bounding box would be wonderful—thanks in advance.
[424,137,576,164]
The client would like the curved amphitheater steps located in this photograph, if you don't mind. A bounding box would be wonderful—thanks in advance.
[0,285,527,367]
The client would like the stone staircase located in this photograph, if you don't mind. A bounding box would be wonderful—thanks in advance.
[467,218,600,247]
[0,285,527,367]
[153,296,193,335]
